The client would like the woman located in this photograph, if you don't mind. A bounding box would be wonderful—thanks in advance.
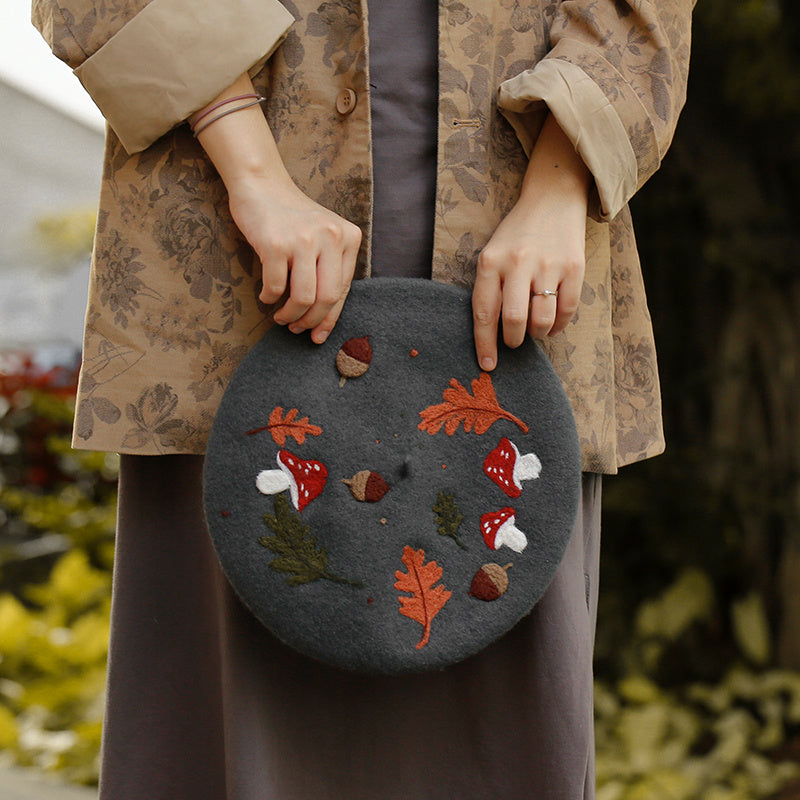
[33,0,693,797]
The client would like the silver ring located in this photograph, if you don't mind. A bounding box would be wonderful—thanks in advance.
[533,289,558,298]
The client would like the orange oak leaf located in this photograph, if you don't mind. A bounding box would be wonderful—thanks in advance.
[246,406,322,446]
[394,546,452,650]
[418,372,529,436]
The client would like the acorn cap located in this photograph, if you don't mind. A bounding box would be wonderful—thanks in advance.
[337,336,373,386]
[342,470,390,503]
[469,563,513,601]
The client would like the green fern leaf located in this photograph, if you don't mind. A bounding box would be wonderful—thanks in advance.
[433,491,467,550]
[259,495,363,587]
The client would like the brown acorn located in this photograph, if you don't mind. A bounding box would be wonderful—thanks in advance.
[468,563,513,601]
[337,336,372,386]
[342,470,390,503]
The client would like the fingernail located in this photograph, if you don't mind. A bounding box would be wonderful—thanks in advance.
[289,324,303,334]
[480,356,495,371]
[313,330,330,344]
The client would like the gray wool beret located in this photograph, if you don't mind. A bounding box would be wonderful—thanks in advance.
[204,278,581,674]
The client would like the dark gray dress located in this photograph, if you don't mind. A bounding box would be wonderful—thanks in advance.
[368,0,436,279]
[98,5,601,798]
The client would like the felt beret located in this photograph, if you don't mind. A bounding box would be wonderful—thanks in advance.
[204,278,581,674]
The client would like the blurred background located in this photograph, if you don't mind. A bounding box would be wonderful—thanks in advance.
[1,0,799,797]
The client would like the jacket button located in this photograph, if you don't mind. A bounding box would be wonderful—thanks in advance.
[335,88,358,115]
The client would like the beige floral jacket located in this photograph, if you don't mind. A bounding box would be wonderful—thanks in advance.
[33,0,693,473]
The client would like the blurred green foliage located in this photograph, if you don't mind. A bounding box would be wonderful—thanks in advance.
[0,386,117,784]
[595,568,800,799]
[33,207,98,274]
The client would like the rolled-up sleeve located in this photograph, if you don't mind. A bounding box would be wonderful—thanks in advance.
[33,0,295,154]
[498,0,694,221]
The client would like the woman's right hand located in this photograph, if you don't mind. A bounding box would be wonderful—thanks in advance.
[192,73,361,344]
[227,173,361,344]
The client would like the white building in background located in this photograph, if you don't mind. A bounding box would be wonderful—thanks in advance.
[0,78,103,366]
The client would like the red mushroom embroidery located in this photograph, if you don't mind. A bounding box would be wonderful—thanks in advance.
[256,449,328,512]
[480,507,528,553]
[483,437,541,498]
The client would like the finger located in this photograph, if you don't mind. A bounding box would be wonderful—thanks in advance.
[309,226,360,343]
[310,290,348,344]
[528,286,559,339]
[340,223,361,285]
[259,256,289,306]
[501,275,534,349]
[274,249,317,326]
[289,246,343,333]
[550,264,584,336]
[472,267,502,371]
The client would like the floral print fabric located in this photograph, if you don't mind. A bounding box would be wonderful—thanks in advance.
[33,0,694,473]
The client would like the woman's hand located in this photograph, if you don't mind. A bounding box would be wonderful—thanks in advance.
[192,73,361,344]
[472,114,591,371]
[226,172,361,343]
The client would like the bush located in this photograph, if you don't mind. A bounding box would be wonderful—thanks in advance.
[0,366,116,785]
[594,567,800,799]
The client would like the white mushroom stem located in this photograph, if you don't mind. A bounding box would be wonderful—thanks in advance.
[514,451,542,485]
[256,468,291,497]
[495,517,528,553]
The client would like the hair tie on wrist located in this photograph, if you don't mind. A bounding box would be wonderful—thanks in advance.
[191,96,266,137]
[191,93,260,128]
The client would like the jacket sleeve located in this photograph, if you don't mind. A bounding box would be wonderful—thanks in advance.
[31,0,295,154]
[497,0,694,221]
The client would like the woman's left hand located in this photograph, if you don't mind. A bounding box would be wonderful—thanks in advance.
[472,114,591,371]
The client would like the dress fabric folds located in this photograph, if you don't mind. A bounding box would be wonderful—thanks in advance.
[101,456,600,800]
[367,0,437,278]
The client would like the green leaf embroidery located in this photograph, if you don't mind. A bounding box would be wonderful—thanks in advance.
[433,491,468,550]
[259,494,363,588]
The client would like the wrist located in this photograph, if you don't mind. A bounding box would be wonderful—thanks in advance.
[191,72,293,190]
[190,94,265,137]
[197,108,284,180]
[226,168,299,207]
[519,113,591,207]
